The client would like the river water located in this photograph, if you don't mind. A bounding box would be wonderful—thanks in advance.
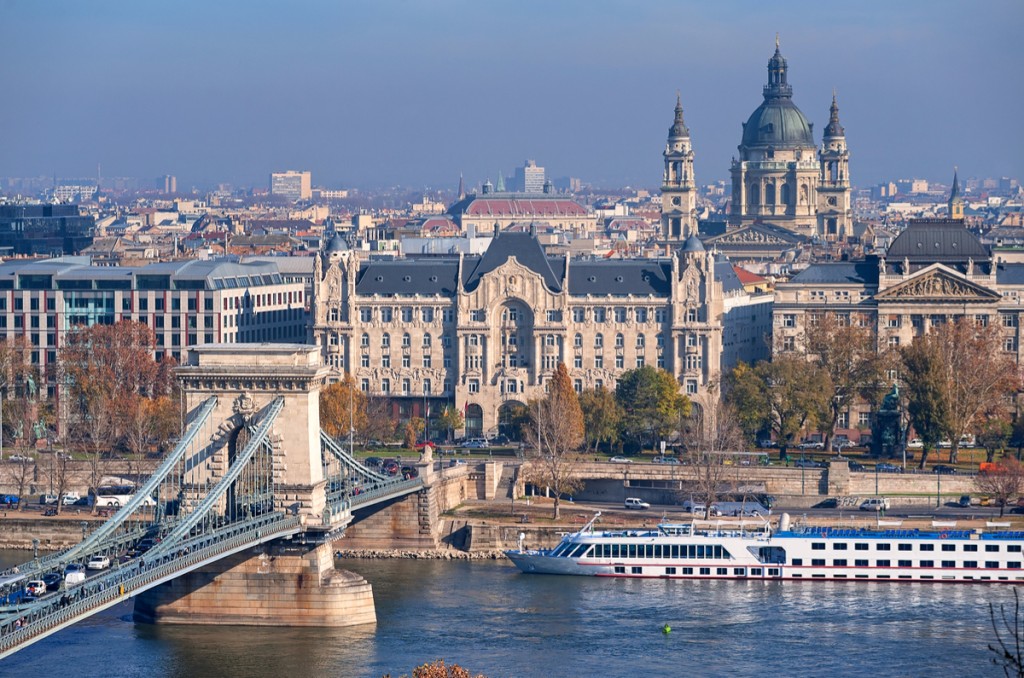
[0,550,1007,677]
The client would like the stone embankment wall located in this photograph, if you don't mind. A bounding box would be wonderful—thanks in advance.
[0,515,101,550]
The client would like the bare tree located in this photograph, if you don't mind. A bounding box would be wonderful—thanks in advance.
[46,453,77,516]
[989,587,1024,678]
[3,457,36,510]
[522,363,585,520]
[976,458,1024,518]
[683,386,746,517]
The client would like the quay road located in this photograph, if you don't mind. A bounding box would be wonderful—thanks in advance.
[553,498,1011,523]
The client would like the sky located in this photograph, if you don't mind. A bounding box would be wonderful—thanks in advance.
[1,0,1022,192]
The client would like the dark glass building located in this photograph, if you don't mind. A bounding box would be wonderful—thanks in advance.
[0,204,95,255]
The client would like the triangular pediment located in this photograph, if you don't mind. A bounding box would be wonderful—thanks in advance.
[876,266,1001,302]
[705,223,803,247]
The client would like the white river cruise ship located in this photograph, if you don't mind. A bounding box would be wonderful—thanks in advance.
[505,513,1024,583]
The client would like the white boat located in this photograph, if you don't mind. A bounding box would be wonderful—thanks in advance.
[505,512,1024,583]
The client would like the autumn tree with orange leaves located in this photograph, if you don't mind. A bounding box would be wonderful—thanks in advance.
[59,321,176,508]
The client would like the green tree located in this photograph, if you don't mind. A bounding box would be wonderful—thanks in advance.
[901,333,951,470]
[615,366,690,451]
[523,363,585,519]
[437,405,465,443]
[578,386,622,452]
[726,357,830,460]
[320,373,368,441]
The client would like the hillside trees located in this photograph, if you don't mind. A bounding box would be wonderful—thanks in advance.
[319,373,368,441]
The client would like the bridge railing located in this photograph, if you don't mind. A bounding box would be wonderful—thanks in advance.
[0,512,301,657]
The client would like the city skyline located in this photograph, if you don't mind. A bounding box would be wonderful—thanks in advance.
[1,1,1021,191]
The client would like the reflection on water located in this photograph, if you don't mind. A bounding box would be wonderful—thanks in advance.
[0,551,1007,677]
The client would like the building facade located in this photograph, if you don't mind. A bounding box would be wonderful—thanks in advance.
[772,209,1022,442]
[311,232,737,438]
[0,257,308,398]
[0,205,95,256]
[726,42,852,240]
[515,160,546,194]
[270,171,312,201]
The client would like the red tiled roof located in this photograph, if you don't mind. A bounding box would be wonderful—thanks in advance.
[733,265,767,285]
[463,198,588,218]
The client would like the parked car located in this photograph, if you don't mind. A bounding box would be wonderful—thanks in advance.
[624,497,650,510]
[462,439,490,449]
[797,440,824,450]
[61,492,81,505]
[875,463,903,473]
[859,497,891,512]
[608,456,632,463]
[907,438,924,449]
[87,555,111,570]
[0,494,19,506]
[793,458,825,468]
[39,493,58,505]
[652,456,681,465]
[932,465,957,475]
[489,435,511,446]
[758,439,777,448]
[7,454,33,463]
[958,494,972,508]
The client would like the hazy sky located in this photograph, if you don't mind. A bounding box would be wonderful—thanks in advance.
[1,0,1021,192]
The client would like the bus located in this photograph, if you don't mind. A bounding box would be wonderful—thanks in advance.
[91,485,156,508]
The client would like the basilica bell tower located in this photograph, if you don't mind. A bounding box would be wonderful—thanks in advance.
[816,91,852,239]
[661,93,698,242]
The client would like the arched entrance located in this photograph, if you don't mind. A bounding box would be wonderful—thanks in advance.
[498,400,528,441]
[226,423,273,521]
[465,404,483,439]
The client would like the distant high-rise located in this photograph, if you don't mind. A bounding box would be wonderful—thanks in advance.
[0,204,95,255]
[515,160,545,193]
[270,170,312,201]
[157,175,177,193]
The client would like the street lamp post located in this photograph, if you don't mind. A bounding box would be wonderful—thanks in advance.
[80,521,88,542]
[937,471,941,508]
[32,538,39,564]
[875,465,879,496]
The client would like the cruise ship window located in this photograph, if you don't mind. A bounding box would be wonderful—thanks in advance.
[877,560,890,567]
[876,544,891,551]
[811,543,825,550]
[941,544,955,552]
[898,544,912,551]
[811,559,825,566]
[898,560,912,568]
[964,545,978,552]
[791,559,802,566]
[855,560,868,567]
[833,560,847,567]
[854,543,868,551]
[920,561,934,568]
[942,561,956,568]
[1009,545,1022,553]
[832,543,847,550]
[986,545,1000,552]
[964,561,977,568]
[919,544,934,551]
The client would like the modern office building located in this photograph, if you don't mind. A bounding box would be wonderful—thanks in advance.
[515,160,546,194]
[270,171,312,201]
[0,257,308,398]
[0,204,95,256]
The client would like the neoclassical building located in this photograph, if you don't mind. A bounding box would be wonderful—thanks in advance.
[310,232,753,438]
[772,187,1022,440]
[725,41,852,240]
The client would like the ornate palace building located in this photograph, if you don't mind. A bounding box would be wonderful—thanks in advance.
[308,231,769,438]
[772,183,1021,442]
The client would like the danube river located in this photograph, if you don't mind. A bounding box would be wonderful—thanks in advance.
[0,550,1006,677]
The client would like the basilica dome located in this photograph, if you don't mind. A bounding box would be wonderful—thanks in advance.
[739,43,815,150]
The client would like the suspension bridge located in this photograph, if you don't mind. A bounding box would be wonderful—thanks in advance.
[0,344,429,659]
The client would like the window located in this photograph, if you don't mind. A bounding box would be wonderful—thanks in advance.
[685,379,698,395]
[898,544,912,551]
[423,333,432,347]
[636,308,648,323]
[402,379,410,395]
[986,545,1000,552]
[920,561,934,568]
[402,355,410,368]
[359,307,372,323]
[833,559,847,567]
[381,308,393,322]
[877,560,890,567]
[423,354,432,368]
[471,309,485,322]
[941,544,955,552]
[402,333,411,347]
[401,307,413,322]
[1003,313,1018,328]
[782,336,795,352]
[546,310,561,323]
[876,544,891,551]
[855,559,869,567]
[595,334,604,348]
[854,543,868,551]
[593,308,606,323]
[573,380,582,393]
[595,355,604,369]
[615,333,624,348]
[572,307,585,323]
[361,354,370,368]
[833,543,848,551]
[574,355,582,368]
[898,560,912,568]
[920,544,934,552]
[380,379,390,393]
[636,356,645,368]
[859,411,871,428]
[636,334,645,348]
[812,543,826,551]
[468,379,479,393]
[381,355,391,368]
[811,559,826,566]
[422,307,434,323]
[615,355,624,369]
[782,314,795,328]
[887,336,900,348]
[964,544,978,552]
[614,308,627,323]
[361,379,369,392]
[1005,337,1018,353]
[382,333,391,348]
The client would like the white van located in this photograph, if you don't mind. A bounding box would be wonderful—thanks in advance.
[859,497,891,512]
[624,497,650,510]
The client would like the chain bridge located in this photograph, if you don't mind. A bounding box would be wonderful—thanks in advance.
[0,344,437,659]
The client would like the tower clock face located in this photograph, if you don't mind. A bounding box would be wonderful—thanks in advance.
[672,197,681,206]
[828,197,837,206]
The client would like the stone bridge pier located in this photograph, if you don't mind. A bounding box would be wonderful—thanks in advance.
[135,344,375,628]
